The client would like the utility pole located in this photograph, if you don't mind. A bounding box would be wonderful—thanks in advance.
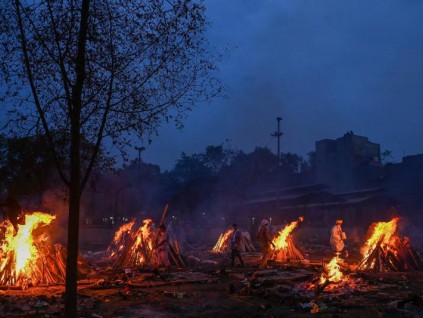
[271,117,283,213]
[271,117,283,165]
[134,146,145,165]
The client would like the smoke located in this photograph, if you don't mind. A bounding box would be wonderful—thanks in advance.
[41,187,70,244]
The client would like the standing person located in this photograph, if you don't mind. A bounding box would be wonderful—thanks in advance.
[257,219,274,268]
[330,219,347,256]
[155,224,171,269]
[0,194,25,236]
[230,224,245,267]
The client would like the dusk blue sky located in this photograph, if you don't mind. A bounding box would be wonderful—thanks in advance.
[132,0,423,170]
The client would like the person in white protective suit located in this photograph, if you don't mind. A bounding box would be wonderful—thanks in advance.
[330,219,347,256]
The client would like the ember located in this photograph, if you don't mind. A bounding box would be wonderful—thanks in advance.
[271,217,305,262]
[0,212,66,287]
[357,217,423,271]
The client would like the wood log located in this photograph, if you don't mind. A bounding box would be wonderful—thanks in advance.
[357,236,385,271]
[159,204,169,226]
[169,243,185,267]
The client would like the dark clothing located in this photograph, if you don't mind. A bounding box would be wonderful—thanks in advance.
[231,229,243,250]
[231,248,244,266]
[257,225,272,247]
[230,229,244,266]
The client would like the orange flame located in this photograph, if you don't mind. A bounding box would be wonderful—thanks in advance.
[319,256,343,285]
[361,217,399,260]
[132,218,155,263]
[212,228,234,253]
[107,220,136,259]
[272,218,302,250]
[0,212,56,285]
[113,219,135,242]
[106,218,158,267]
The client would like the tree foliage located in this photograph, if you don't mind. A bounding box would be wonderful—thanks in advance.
[0,134,55,196]
[0,0,221,315]
[0,0,221,184]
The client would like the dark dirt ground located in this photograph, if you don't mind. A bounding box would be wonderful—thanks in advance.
[1,250,423,318]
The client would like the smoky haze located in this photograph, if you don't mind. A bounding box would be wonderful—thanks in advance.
[129,0,423,170]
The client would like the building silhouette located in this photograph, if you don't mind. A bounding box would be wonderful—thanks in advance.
[315,132,382,192]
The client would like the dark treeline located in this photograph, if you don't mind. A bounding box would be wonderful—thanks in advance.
[0,134,315,226]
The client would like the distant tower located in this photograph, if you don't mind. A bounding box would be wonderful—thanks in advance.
[134,146,145,165]
[271,117,283,212]
[271,117,283,165]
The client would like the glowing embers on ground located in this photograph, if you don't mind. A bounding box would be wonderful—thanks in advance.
[310,255,356,294]
[271,217,305,262]
[106,219,157,268]
[357,217,423,271]
[0,212,66,287]
[211,228,234,253]
[319,255,343,285]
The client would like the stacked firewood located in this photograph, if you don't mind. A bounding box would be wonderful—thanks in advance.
[272,235,305,262]
[105,219,186,269]
[357,235,423,272]
[0,242,66,287]
[0,213,70,287]
[211,228,256,254]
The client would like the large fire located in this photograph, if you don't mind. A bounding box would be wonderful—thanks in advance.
[211,228,234,253]
[272,217,302,250]
[106,219,136,259]
[106,218,158,268]
[310,255,356,294]
[130,218,155,265]
[113,219,135,243]
[360,217,399,262]
[0,212,64,286]
[357,217,422,271]
[271,217,304,261]
[319,255,343,286]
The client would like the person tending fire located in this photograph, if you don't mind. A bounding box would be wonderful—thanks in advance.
[0,193,25,236]
[257,219,275,268]
[330,219,347,257]
[154,224,171,269]
[230,224,245,267]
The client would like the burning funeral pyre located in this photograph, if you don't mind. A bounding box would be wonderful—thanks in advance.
[211,228,255,253]
[212,228,234,253]
[105,218,185,268]
[357,217,423,272]
[271,217,305,262]
[0,212,67,287]
[312,254,356,294]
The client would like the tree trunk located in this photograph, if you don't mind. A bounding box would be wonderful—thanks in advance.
[64,0,90,315]
[64,179,81,317]
[64,113,82,317]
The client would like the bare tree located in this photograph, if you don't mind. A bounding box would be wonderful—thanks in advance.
[0,0,221,316]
